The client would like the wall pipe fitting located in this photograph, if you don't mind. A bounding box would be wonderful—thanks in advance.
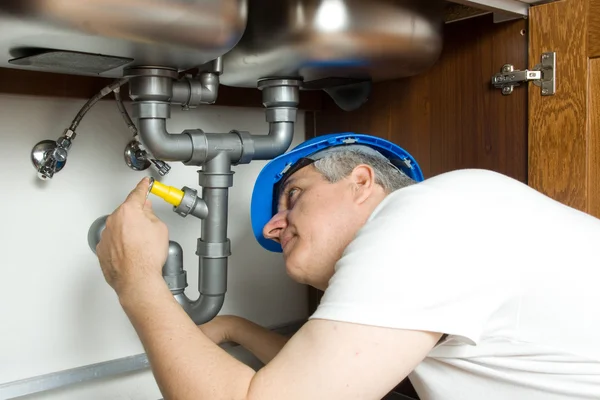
[125,65,301,165]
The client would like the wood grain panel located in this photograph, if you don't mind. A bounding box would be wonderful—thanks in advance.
[588,0,600,57]
[528,0,589,211]
[391,15,527,181]
[385,73,433,178]
[315,14,528,182]
[0,67,323,111]
[587,59,600,218]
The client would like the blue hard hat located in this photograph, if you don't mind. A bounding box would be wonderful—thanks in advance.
[250,133,424,252]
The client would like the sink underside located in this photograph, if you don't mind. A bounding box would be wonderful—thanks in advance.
[220,0,446,88]
[0,0,446,90]
[0,0,248,78]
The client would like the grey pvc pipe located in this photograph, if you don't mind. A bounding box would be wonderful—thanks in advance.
[163,241,184,277]
[187,152,230,323]
[171,72,220,106]
[168,260,226,324]
[87,215,107,255]
[171,81,190,105]
[137,118,194,162]
[197,72,219,104]
[87,216,225,325]
[162,242,225,325]
[109,74,298,325]
[251,121,295,160]
[188,294,224,324]
[137,118,295,164]
[172,292,224,323]
[156,153,230,324]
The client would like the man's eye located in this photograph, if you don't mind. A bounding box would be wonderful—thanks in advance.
[287,188,300,202]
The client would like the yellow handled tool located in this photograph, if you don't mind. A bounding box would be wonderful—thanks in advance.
[148,178,184,207]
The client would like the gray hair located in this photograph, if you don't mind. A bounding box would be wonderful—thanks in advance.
[312,147,417,193]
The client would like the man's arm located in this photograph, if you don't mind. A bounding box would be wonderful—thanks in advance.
[121,281,440,400]
[251,319,441,400]
[119,280,256,400]
[96,178,441,400]
[200,316,290,364]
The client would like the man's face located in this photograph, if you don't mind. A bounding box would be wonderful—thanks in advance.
[262,165,368,289]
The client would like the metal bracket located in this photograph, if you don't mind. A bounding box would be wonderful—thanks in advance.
[492,51,556,96]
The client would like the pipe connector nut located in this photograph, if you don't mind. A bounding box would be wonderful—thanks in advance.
[198,170,234,188]
[231,130,254,164]
[125,67,178,102]
[183,130,209,166]
[265,107,297,123]
[196,239,232,259]
[258,78,301,108]
[132,101,171,119]
[174,187,209,220]
[163,271,188,292]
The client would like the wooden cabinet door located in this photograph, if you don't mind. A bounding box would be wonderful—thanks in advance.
[529,0,600,218]
[312,14,529,183]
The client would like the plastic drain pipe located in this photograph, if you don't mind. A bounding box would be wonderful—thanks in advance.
[124,66,300,164]
[88,66,301,325]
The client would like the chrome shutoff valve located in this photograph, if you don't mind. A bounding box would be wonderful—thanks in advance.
[31,129,76,180]
[124,139,172,176]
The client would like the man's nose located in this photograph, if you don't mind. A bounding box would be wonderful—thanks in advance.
[263,211,288,242]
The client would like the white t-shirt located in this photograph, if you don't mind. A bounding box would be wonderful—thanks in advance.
[310,169,600,400]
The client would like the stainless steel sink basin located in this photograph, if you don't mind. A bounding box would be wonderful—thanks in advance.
[0,0,444,110]
[219,0,445,88]
[0,0,248,77]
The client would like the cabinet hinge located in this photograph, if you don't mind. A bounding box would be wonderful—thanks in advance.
[492,51,556,96]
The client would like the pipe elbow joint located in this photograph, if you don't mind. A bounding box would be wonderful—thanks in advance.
[251,121,295,160]
[171,72,220,107]
[190,295,226,325]
[266,121,295,155]
[137,118,194,162]
[199,72,219,104]
[87,215,108,254]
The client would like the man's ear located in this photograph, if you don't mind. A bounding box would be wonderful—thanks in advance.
[350,164,376,204]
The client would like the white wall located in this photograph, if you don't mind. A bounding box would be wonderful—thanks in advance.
[0,94,308,399]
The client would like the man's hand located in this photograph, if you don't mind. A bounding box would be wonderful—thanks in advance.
[96,177,169,297]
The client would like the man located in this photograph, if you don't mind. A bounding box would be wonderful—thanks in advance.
[96,133,600,400]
